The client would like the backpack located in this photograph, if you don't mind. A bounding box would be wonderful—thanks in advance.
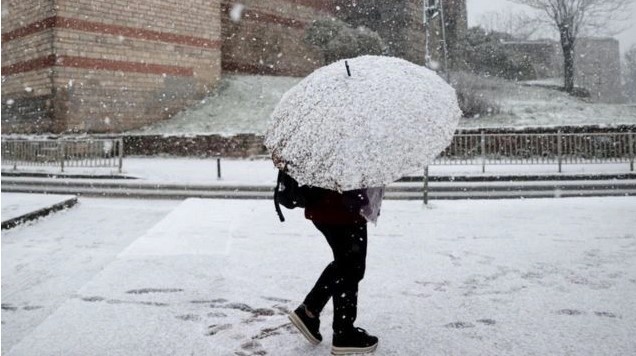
[273,170,313,222]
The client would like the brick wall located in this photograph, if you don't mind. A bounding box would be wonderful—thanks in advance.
[1,0,57,132]
[2,0,222,133]
[221,0,332,76]
[2,0,467,134]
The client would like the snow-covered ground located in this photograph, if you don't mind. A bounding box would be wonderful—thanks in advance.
[1,193,76,223]
[2,157,633,186]
[461,75,636,129]
[2,196,635,355]
[131,75,301,137]
[130,74,636,136]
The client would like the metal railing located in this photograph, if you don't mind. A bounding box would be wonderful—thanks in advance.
[1,132,634,176]
[1,138,124,173]
[434,131,635,172]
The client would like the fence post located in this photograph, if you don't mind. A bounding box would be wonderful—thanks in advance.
[557,130,562,173]
[118,138,124,173]
[59,141,65,173]
[423,165,429,205]
[480,131,486,173]
[217,157,222,179]
[13,143,17,170]
[629,131,634,172]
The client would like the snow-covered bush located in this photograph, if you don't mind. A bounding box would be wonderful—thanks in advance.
[450,72,501,119]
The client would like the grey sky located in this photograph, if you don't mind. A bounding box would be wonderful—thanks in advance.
[466,0,636,54]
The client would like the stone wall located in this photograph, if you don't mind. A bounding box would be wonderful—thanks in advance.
[1,0,222,134]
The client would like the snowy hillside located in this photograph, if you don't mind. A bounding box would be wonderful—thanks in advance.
[132,74,636,136]
[459,75,636,129]
[132,75,301,137]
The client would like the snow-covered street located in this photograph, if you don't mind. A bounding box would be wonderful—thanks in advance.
[2,196,635,355]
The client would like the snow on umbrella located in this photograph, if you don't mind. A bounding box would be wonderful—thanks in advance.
[265,55,461,191]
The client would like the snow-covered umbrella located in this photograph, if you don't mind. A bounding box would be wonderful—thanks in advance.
[265,55,461,191]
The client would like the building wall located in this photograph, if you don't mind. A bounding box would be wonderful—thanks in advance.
[221,0,331,76]
[2,0,467,134]
[331,0,467,68]
[1,0,57,132]
[502,41,562,78]
[575,38,622,103]
[2,0,222,134]
[442,0,467,69]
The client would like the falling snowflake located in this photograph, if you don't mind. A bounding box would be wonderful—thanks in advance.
[229,3,245,23]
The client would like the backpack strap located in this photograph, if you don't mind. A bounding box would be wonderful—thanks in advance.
[274,170,285,222]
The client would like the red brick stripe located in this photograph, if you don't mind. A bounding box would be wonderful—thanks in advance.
[56,56,193,76]
[222,0,334,14]
[245,9,306,29]
[1,17,56,42]
[289,0,335,13]
[221,5,307,29]
[2,16,222,49]
[1,55,57,75]
[2,55,193,76]
[222,61,307,77]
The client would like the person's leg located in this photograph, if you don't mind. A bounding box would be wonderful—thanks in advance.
[303,222,367,333]
[302,260,336,316]
[328,223,367,334]
[290,224,346,345]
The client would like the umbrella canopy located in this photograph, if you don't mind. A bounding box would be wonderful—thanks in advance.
[265,55,461,191]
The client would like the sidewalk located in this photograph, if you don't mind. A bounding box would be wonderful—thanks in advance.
[2,197,635,355]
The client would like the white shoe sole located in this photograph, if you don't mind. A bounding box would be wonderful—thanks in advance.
[288,311,321,345]
[331,342,378,355]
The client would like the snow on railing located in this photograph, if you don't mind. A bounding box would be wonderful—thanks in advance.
[1,137,124,173]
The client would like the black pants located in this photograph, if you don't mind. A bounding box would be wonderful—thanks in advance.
[303,222,368,334]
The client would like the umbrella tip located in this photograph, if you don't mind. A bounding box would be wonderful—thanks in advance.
[345,61,351,77]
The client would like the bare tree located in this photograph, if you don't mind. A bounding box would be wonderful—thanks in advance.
[511,0,632,94]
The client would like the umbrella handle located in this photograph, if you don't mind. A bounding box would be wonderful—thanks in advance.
[345,61,351,77]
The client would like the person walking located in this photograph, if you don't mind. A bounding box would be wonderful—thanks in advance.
[288,186,384,355]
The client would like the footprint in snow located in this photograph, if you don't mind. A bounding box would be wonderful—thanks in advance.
[445,321,475,329]
[206,323,232,336]
[556,309,585,316]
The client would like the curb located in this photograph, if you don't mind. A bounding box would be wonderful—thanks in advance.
[398,172,636,182]
[2,180,635,200]
[3,171,635,182]
[1,196,79,230]
[1,171,137,180]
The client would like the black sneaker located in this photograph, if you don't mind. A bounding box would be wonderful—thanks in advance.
[331,327,378,355]
[288,305,322,345]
